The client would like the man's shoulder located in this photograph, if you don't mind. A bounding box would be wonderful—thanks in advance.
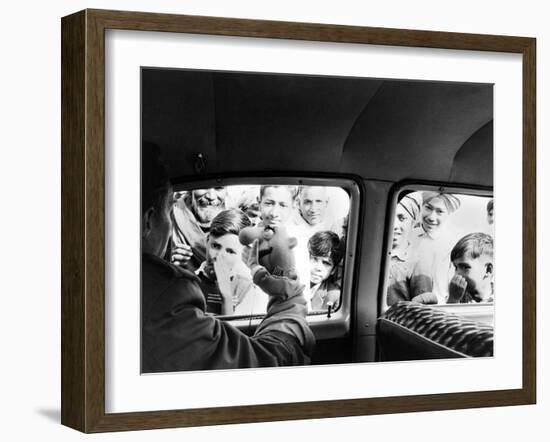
[142,253,205,316]
[142,253,200,283]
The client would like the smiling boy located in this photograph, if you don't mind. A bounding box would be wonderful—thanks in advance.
[258,185,311,288]
[419,192,461,238]
[258,185,296,228]
[387,194,434,305]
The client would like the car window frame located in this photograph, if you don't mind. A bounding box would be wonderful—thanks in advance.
[171,175,363,338]
[379,181,494,316]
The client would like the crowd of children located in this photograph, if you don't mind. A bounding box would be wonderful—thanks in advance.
[387,191,495,305]
[171,184,348,316]
[169,184,494,315]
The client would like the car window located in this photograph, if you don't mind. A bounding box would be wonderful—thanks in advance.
[168,183,353,318]
[383,189,494,308]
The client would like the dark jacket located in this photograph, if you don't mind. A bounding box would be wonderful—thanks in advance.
[142,253,315,373]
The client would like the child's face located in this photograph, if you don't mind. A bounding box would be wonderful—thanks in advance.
[392,204,414,249]
[207,233,244,268]
[452,255,493,301]
[422,197,450,233]
[260,187,294,227]
[309,254,335,285]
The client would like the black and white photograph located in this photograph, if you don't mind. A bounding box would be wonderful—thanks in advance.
[1,0,545,438]
[141,68,494,373]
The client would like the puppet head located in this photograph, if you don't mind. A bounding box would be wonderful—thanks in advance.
[239,225,298,279]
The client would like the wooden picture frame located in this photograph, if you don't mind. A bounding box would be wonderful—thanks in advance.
[61,8,536,433]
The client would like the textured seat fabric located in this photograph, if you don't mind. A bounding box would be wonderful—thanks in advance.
[377,301,494,361]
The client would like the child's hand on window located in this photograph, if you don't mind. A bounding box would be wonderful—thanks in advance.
[448,274,468,303]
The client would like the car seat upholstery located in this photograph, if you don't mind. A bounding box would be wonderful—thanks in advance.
[377,301,494,361]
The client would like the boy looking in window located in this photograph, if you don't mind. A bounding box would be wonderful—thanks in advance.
[447,232,494,303]
[412,191,462,303]
[258,185,310,290]
[418,192,461,239]
[197,208,268,315]
[258,185,296,229]
[307,231,343,311]
[387,194,434,306]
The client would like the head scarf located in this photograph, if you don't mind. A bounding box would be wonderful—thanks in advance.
[398,194,421,222]
[422,191,461,213]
